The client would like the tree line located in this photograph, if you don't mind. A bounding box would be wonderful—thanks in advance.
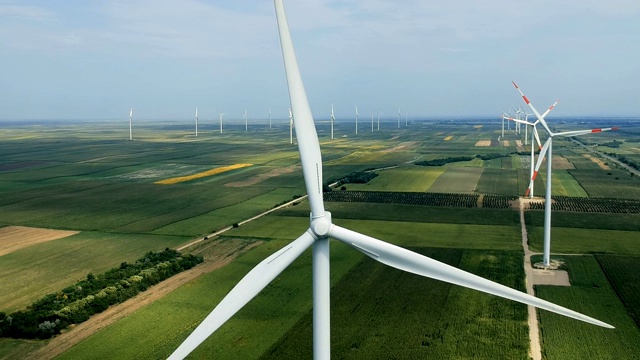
[0,248,203,339]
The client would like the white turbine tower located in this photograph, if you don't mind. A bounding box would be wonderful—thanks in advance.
[167,4,613,359]
[397,107,401,128]
[405,112,408,127]
[289,107,294,144]
[513,81,618,267]
[243,109,248,131]
[355,106,359,135]
[330,104,335,140]
[269,109,272,129]
[128,108,133,141]
[219,112,226,134]
[195,107,199,137]
[377,112,382,131]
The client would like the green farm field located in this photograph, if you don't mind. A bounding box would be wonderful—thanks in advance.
[1,119,639,359]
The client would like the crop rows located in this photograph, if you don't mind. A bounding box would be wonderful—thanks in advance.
[596,254,640,328]
[325,191,479,208]
[481,194,518,209]
[528,196,640,213]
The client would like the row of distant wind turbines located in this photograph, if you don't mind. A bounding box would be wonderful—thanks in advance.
[127,105,409,143]
[500,83,618,268]
[167,1,613,359]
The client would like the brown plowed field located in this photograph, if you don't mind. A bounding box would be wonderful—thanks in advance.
[0,226,79,256]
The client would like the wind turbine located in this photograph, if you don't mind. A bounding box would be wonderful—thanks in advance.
[289,107,294,144]
[371,113,374,132]
[513,81,618,267]
[167,3,613,359]
[269,109,272,129]
[502,98,558,198]
[128,108,133,141]
[195,107,199,137]
[405,112,408,127]
[243,109,248,131]
[355,106,359,135]
[330,104,335,140]
[219,112,226,134]
[377,112,382,131]
[397,107,401,128]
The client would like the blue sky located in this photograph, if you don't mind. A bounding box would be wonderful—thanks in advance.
[1,0,639,121]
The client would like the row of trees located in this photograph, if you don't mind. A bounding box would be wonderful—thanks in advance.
[0,248,203,339]
[326,171,379,190]
[528,196,640,213]
[415,153,511,167]
[482,195,518,209]
[325,191,479,208]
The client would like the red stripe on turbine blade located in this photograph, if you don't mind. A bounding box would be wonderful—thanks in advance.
[512,81,518,88]
[522,95,530,104]
[612,127,620,131]
[591,129,602,133]
[525,188,531,197]
[532,171,538,180]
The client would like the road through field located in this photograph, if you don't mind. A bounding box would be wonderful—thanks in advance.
[519,199,542,360]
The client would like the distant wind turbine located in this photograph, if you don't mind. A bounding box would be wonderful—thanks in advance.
[397,107,401,129]
[377,112,382,131]
[129,108,133,141]
[167,4,614,359]
[405,112,408,127]
[219,112,226,134]
[355,106,359,135]
[289,107,294,144]
[244,109,248,131]
[371,113,374,132]
[269,109,272,129]
[195,107,199,137]
[330,104,335,140]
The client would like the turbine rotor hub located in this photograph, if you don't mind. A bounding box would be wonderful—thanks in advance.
[310,211,332,238]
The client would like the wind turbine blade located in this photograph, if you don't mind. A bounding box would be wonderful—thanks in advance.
[275,0,325,218]
[329,225,613,329]
[168,231,315,360]
[540,99,560,119]
[554,127,619,137]
[533,126,543,150]
[512,81,553,135]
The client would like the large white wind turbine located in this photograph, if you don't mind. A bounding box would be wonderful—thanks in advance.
[195,107,199,137]
[128,108,133,141]
[355,106,358,135]
[330,104,335,140]
[513,81,618,267]
[377,112,382,131]
[167,4,613,359]
[219,112,226,134]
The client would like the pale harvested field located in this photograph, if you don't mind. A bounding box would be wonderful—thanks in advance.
[0,226,79,256]
[226,165,298,187]
[502,140,510,146]
[582,153,610,170]
[474,140,491,147]
[531,269,570,286]
[381,141,419,153]
[444,135,454,141]
[552,156,575,169]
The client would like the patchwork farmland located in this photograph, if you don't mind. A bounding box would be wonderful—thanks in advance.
[1,118,639,359]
